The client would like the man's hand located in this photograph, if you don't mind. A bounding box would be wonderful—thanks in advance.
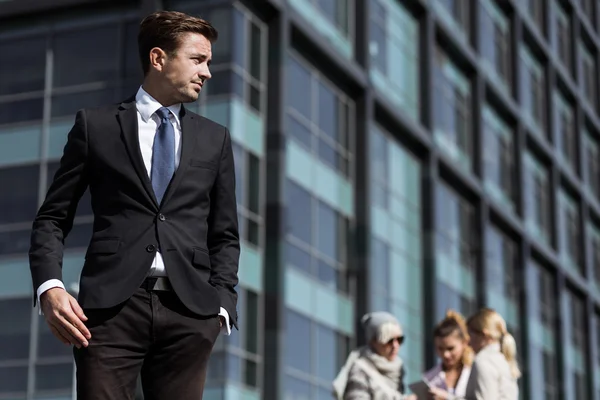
[40,287,91,349]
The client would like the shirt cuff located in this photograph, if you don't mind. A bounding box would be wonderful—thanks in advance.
[219,307,231,335]
[36,280,65,315]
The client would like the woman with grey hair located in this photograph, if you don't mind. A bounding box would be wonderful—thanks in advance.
[332,312,417,400]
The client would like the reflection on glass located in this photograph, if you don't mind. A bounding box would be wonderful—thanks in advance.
[0,97,44,125]
[35,363,74,391]
[210,8,232,64]
[288,115,312,149]
[0,365,28,395]
[285,374,311,400]
[315,324,336,381]
[0,298,30,362]
[287,57,312,119]
[286,242,312,274]
[0,164,39,225]
[284,309,311,373]
[0,36,46,95]
[316,201,337,260]
[0,228,31,256]
[286,180,312,244]
[53,25,119,87]
[51,89,117,118]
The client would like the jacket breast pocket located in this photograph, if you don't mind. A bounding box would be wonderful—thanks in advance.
[85,238,120,258]
[189,159,217,171]
[192,247,211,271]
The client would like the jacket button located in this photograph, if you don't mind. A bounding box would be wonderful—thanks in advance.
[146,244,156,252]
[158,213,166,221]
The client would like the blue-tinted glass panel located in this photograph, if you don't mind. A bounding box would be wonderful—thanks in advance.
[284,309,311,373]
[286,180,312,244]
[53,25,119,87]
[0,35,46,95]
[287,57,312,119]
[0,164,39,225]
[0,298,30,362]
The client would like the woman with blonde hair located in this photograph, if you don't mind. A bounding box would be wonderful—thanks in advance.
[424,310,473,399]
[464,308,520,400]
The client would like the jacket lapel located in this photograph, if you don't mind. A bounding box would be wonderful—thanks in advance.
[117,98,159,208]
[160,105,196,206]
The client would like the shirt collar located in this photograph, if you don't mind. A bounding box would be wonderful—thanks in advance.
[135,86,182,125]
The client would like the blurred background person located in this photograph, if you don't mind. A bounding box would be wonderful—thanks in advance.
[333,311,417,400]
[424,310,473,400]
[465,308,520,400]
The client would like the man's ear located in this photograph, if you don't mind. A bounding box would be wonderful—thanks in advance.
[149,47,167,72]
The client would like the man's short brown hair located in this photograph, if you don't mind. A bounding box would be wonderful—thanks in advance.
[138,11,218,75]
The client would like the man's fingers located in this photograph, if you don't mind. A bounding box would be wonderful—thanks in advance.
[50,319,83,348]
[65,301,91,340]
[48,323,70,345]
[69,296,88,322]
[59,312,90,347]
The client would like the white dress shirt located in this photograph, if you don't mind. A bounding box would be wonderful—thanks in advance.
[37,86,230,335]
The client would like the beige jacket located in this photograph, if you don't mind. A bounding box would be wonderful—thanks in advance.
[464,343,518,400]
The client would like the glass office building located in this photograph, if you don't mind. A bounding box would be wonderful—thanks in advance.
[1,0,600,399]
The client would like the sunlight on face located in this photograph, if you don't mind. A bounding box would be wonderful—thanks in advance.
[435,332,467,369]
[371,336,403,361]
[161,32,212,104]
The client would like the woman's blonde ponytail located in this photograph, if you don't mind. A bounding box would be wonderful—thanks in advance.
[500,331,521,379]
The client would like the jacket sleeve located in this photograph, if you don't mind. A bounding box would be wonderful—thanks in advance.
[29,109,90,305]
[207,127,240,329]
[343,366,372,400]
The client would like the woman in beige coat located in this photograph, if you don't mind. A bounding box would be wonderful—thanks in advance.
[464,308,520,400]
[332,312,417,400]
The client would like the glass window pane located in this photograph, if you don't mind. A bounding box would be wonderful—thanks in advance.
[123,21,143,85]
[315,324,336,382]
[0,298,30,361]
[0,123,42,168]
[244,359,258,388]
[53,25,119,87]
[284,309,311,373]
[209,8,232,64]
[0,36,46,95]
[316,201,337,260]
[51,89,118,119]
[0,366,28,395]
[0,98,44,125]
[0,228,31,256]
[287,115,312,149]
[286,181,312,244]
[247,153,260,214]
[38,314,71,359]
[35,362,73,391]
[245,290,258,354]
[284,374,312,400]
[286,242,312,274]
[0,164,39,225]
[318,82,337,140]
[249,22,262,81]
[287,57,312,119]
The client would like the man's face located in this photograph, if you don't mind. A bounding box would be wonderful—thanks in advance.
[160,32,212,104]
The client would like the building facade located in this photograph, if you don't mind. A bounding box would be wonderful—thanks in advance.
[0,0,599,399]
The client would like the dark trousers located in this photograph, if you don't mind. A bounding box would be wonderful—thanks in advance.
[73,286,221,400]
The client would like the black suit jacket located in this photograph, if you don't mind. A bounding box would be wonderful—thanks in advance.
[29,97,240,328]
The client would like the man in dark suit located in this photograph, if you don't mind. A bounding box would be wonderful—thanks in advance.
[28,11,239,400]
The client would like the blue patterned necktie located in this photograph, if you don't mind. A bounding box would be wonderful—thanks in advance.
[151,107,175,204]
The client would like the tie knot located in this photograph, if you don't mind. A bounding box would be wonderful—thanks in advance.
[155,107,171,121]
